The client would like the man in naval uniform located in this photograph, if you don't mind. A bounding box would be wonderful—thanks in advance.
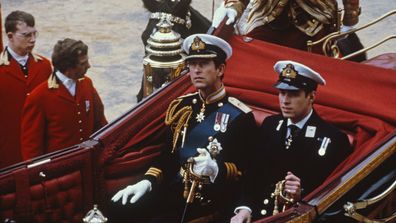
[231,60,352,222]
[112,34,257,222]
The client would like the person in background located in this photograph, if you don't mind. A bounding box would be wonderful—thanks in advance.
[21,38,107,160]
[231,60,352,222]
[212,0,360,54]
[0,10,52,168]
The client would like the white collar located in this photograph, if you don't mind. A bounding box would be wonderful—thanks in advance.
[55,70,76,96]
[287,109,313,129]
[7,46,29,66]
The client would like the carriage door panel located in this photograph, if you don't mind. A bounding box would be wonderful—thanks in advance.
[0,149,94,223]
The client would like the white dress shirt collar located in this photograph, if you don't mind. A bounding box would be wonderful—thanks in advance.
[7,46,29,66]
[55,70,76,97]
[287,108,313,129]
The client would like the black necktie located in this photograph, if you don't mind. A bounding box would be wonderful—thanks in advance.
[285,125,299,149]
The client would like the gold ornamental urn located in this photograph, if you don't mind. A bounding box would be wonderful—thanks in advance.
[142,17,185,98]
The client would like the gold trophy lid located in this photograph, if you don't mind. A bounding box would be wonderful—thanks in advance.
[146,17,183,57]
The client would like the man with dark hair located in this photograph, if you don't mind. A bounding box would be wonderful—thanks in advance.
[111,34,257,222]
[20,38,107,160]
[0,10,52,168]
[231,60,352,222]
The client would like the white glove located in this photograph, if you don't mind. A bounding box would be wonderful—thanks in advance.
[111,179,152,205]
[193,148,219,183]
[340,25,355,33]
[212,2,238,28]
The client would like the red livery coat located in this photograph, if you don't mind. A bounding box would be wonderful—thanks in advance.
[0,50,52,168]
[20,74,107,160]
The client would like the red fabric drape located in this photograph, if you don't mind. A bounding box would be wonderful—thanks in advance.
[223,36,396,200]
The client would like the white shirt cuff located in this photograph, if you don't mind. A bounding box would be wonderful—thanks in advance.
[234,206,252,214]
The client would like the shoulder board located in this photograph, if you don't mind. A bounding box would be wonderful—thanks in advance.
[228,97,252,114]
[31,53,43,62]
[177,91,199,99]
[0,50,10,66]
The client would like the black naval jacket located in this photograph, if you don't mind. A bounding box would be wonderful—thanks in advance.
[248,110,352,218]
[143,86,257,220]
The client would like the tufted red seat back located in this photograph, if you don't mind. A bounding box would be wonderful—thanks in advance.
[0,148,93,223]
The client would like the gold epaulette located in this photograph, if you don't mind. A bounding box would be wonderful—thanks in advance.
[224,162,242,181]
[0,50,10,66]
[145,167,163,182]
[228,97,252,113]
[177,91,199,99]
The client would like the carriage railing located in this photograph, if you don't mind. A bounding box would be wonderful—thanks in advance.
[343,177,396,223]
[341,35,396,60]
[307,9,396,59]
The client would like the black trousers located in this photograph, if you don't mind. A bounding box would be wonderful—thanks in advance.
[108,183,230,223]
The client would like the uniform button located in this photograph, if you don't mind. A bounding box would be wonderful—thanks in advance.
[26,93,30,96]
[78,120,82,123]
[80,138,83,141]
[77,104,80,106]
[263,199,269,205]
[261,209,267,215]
[77,111,81,115]
[79,129,83,132]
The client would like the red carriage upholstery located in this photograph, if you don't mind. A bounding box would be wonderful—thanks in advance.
[0,148,94,223]
[3,35,392,222]
[362,53,396,70]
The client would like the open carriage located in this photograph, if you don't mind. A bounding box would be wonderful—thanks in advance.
[1,3,396,223]
[1,33,395,222]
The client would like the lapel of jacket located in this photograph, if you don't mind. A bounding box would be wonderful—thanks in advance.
[25,53,44,85]
[277,117,288,148]
[75,78,86,105]
[294,110,321,145]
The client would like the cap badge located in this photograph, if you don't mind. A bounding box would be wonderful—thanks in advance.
[281,64,298,79]
[191,36,206,52]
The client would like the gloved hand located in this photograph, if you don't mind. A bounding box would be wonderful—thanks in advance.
[111,179,152,205]
[231,208,252,223]
[212,2,238,28]
[340,25,355,33]
[193,148,219,183]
